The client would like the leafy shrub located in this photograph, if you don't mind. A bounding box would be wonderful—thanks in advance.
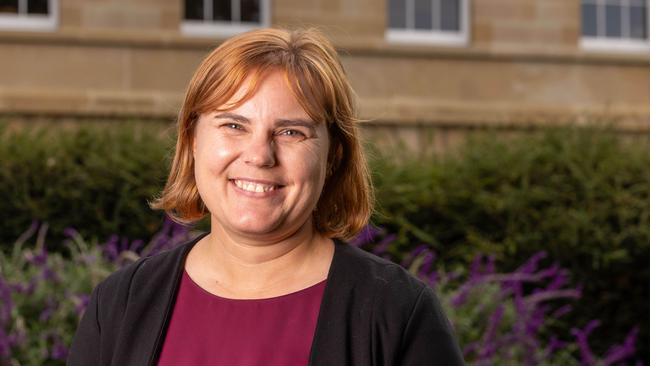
[369,128,650,360]
[352,226,642,365]
[0,221,195,365]
[0,224,641,365]
[1,122,647,360]
[0,122,173,248]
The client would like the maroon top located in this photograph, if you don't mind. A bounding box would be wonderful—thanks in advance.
[157,270,327,366]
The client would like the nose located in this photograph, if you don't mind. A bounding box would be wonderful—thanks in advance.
[243,134,276,168]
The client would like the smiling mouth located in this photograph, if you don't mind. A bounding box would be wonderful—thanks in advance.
[231,179,283,193]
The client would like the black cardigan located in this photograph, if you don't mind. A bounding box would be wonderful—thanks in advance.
[67,233,465,365]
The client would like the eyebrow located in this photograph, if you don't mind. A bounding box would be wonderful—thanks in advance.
[214,112,250,123]
[214,113,317,134]
[275,118,317,134]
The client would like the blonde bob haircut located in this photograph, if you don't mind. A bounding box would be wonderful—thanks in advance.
[151,28,373,240]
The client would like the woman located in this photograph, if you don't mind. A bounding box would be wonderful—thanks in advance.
[68,28,464,365]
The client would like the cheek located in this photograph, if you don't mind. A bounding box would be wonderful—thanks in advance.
[290,146,328,186]
[194,136,238,170]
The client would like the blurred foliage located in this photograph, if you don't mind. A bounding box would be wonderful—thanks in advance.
[0,221,196,365]
[0,122,648,361]
[368,127,650,361]
[1,223,641,365]
[0,122,174,247]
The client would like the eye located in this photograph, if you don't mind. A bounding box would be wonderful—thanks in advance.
[221,122,245,131]
[278,129,306,138]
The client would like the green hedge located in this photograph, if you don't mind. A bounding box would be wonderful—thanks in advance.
[1,122,648,360]
[0,122,173,246]
[369,128,650,360]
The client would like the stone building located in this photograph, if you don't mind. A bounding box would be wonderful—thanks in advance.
[0,0,648,148]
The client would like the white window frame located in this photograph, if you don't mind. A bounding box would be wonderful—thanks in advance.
[181,0,270,38]
[0,0,58,31]
[581,0,650,53]
[386,0,470,46]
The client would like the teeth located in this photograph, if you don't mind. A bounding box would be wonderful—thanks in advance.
[234,179,276,193]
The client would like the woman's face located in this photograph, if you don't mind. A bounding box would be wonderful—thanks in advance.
[193,70,330,241]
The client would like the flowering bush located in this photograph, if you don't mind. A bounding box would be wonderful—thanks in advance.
[0,222,643,365]
[3,124,648,358]
[351,225,643,366]
[0,220,195,365]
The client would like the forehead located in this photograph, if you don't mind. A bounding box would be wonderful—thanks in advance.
[204,67,329,126]
[221,71,304,114]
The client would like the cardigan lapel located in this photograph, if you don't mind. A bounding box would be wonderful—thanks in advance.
[144,233,207,366]
[126,234,347,366]
[108,233,206,366]
[308,240,375,366]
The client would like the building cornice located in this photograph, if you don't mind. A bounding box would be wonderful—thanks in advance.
[1,29,650,66]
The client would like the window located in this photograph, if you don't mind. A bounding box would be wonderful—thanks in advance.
[181,0,270,37]
[581,0,650,51]
[386,0,469,46]
[0,0,57,31]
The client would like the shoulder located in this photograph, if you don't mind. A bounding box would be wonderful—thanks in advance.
[94,233,206,310]
[332,240,429,301]
[329,241,464,363]
[330,240,440,327]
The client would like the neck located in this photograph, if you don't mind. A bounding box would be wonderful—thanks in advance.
[197,217,331,295]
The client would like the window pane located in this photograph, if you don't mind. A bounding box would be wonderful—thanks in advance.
[0,0,18,13]
[581,3,598,36]
[605,4,622,37]
[240,0,259,22]
[213,0,232,21]
[414,0,432,30]
[389,0,406,29]
[441,0,460,31]
[630,5,647,39]
[185,0,203,20]
[27,0,48,14]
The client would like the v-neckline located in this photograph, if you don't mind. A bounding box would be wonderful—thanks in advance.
[147,232,344,366]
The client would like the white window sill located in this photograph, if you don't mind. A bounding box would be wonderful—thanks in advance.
[581,37,650,53]
[386,29,468,47]
[181,21,263,38]
[0,14,57,32]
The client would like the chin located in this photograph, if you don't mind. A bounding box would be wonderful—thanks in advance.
[228,217,283,236]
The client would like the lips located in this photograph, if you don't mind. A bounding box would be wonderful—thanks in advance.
[230,178,284,194]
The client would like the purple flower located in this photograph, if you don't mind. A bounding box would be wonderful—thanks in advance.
[469,255,484,281]
[39,298,58,322]
[0,328,11,359]
[24,248,48,266]
[484,305,504,346]
[129,239,144,253]
[350,225,383,247]
[516,251,547,274]
[601,327,639,366]
[547,336,568,354]
[143,217,193,257]
[50,342,68,361]
[102,234,120,261]
[571,319,601,365]
[74,294,90,317]
[371,234,396,255]
[418,250,436,274]
[401,244,430,268]
[524,289,581,305]
[63,227,80,239]
[0,278,13,326]
[550,304,573,319]
[41,267,60,283]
